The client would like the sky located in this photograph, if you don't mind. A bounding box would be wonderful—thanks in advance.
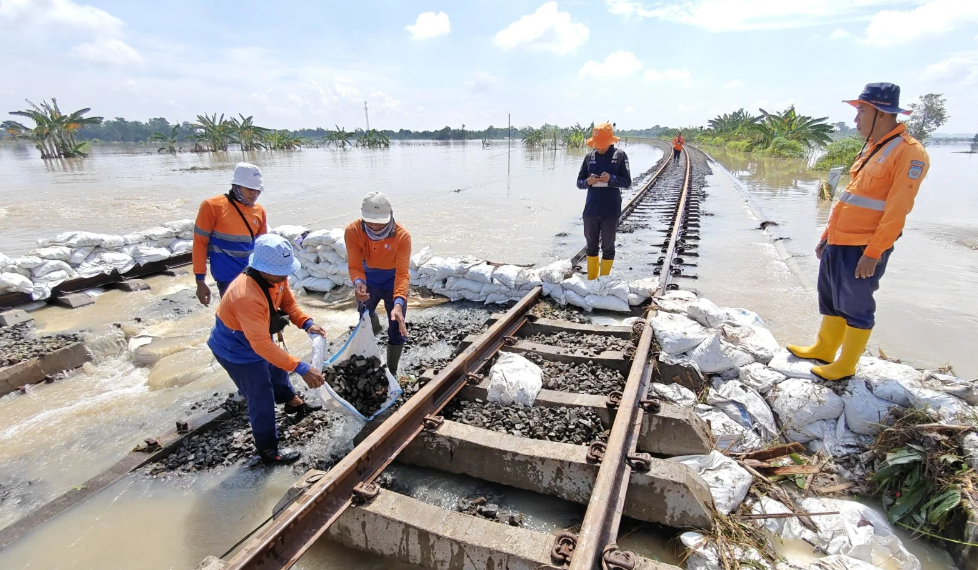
[1,0,977,132]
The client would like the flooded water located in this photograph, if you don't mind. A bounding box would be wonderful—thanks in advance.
[697,144,978,379]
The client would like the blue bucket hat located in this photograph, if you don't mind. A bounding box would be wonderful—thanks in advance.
[844,82,911,115]
[248,234,301,276]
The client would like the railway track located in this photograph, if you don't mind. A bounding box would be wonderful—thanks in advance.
[198,144,712,570]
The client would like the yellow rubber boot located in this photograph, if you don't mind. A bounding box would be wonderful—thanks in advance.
[786,316,846,363]
[600,258,614,277]
[586,256,599,280]
[812,326,871,381]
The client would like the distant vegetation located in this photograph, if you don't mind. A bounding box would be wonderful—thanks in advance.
[2,98,103,158]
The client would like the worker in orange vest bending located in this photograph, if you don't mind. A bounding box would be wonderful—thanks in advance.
[787,83,929,381]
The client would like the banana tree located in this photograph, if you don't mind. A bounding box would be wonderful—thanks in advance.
[7,98,102,158]
[149,125,180,153]
[266,130,304,150]
[324,125,353,148]
[192,113,235,151]
[521,127,544,149]
[231,114,269,151]
[758,106,833,149]
[357,129,390,148]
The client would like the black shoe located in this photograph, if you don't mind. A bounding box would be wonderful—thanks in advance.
[259,447,301,464]
[284,400,322,420]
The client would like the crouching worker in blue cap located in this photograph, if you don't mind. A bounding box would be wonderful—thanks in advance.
[208,234,327,464]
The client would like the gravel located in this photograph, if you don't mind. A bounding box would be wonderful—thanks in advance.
[456,496,525,527]
[405,309,489,350]
[443,399,609,446]
[323,355,390,417]
[522,352,625,396]
[522,331,632,357]
[530,299,590,324]
[0,322,81,367]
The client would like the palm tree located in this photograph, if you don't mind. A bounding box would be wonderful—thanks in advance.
[149,125,180,153]
[758,106,833,148]
[7,98,102,158]
[230,114,269,151]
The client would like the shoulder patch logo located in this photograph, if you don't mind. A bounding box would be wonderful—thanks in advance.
[908,160,925,180]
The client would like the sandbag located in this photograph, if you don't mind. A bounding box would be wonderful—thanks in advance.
[130,246,171,265]
[492,265,529,289]
[585,293,630,313]
[30,246,71,261]
[545,283,566,306]
[680,532,771,570]
[670,451,752,514]
[721,323,779,364]
[122,232,147,245]
[809,556,880,570]
[447,277,484,294]
[317,247,343,265]
[12,256,43,270]
[653,290,697,313]
[627,293,644,306]
[34,269,71,283]
[31,283,52,301]
[408,245,432,270]
[484,292,512,305]
[842,378,898,436]
[311,313,402,422]
[465,262,495,284]
[628,277,659,299]
[487,352,543,406]
[143,226,176,240]
[799,498,920,570]
[537,259,572,284]
[564,289,591,311]
[59,231,106,248]
[789,416,865,456]
[585,276,630,303]
[99,235,125,250]
[687,332,755,373]
[560,274,590,297]
[163,219,194,233]
[922,370,978,405]
[722,308,765,328]
[418,256,445,277]
[751,497,816,544]
[768,378,844,431]
[695,404,761,452]
[707,380,777,438]
[0,272,33,294]
[688,297,726,328]
[272,225,308,242]
[649,382,696,407]
[768,348,816,380]
[738,363,787,394]
[76,251,136,277]
[32,260,74,278]
[651,311,710,354]
[301,229,335,247]
[169,239,193,254]
[297,276,336,292]
[68,246,95,265]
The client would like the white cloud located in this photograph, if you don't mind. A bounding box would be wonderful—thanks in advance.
[335,83,361,101]
[624,105,635,113]
[644,68,692,86]
[71,37,143,65]
[0,0,125,36]
[864,0,978,47]
[678,103,696,111]
[605,0,901,32]
[724,79,744,88]
[369,91,403,113]
[466,70,498,92]
[494,2,589,55]
[116,78,137,92]
[406,11,451,41]
[920,57,978,84]
[579,50,643,78]
[829,28,852,40]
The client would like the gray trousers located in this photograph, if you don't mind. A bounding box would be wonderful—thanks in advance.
[583,216,617,260]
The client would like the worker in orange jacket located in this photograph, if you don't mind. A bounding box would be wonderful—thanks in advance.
[787,83,929,381]
[193,162,268,305]
[345,192,412,375]
[208,234,326,464]
[672,133,684,163]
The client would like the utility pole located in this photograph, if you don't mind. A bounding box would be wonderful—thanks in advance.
[364,101,370,131]
[508,113,511,174]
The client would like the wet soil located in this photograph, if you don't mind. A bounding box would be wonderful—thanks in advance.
[443,399,609,445]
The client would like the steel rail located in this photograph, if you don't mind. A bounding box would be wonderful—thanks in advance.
[220,288,542,570]
[656,147,692,295]
[570,141,673,267]
[564,146,692,570]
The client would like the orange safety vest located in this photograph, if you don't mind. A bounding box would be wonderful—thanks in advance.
[673,136,684,151]
[821,123,929,259]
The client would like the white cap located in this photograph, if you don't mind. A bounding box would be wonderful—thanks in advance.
[361,192,392,224]
[231,162,264,191]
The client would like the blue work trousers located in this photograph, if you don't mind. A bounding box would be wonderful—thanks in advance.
[359,287,407,345]
[213,354,297,453]
[817,244,893,330]
[217,280,233,297]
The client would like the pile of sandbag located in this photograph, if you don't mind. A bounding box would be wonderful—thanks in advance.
[0,220,195,300]
[287,227,349,293]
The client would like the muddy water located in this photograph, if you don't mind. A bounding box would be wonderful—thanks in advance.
[0,141,662,265]
[698,144,978,378]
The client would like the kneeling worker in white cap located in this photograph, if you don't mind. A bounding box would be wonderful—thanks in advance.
[207,234,327,464]
[193,162,269,306]
[345,192,412,375]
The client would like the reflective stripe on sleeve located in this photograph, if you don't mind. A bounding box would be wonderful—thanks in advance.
[839,191,885,211]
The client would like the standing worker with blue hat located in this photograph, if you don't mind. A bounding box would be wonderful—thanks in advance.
[194,162,269,305]
[207,234,327,464]
[787,83,929,381]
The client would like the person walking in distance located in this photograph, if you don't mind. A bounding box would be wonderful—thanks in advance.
[576,123,632,280]
[193,162,268,305]
[345,192,412,375]
[672,132,684,163]
[787,83,929,381]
